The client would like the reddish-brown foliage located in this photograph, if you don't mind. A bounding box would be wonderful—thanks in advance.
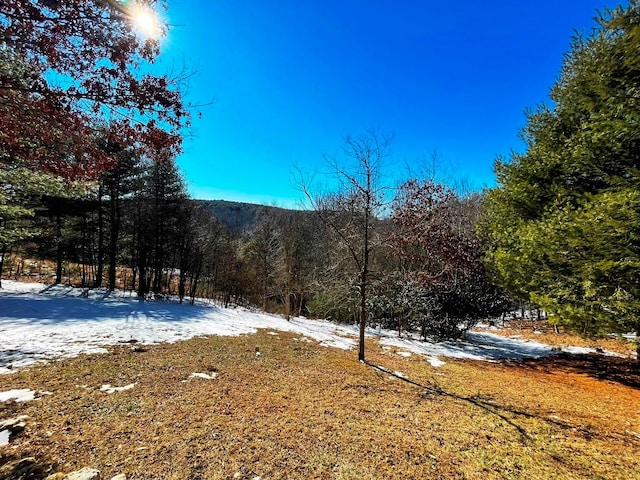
[390,179,481,285]
[0,0,187,178]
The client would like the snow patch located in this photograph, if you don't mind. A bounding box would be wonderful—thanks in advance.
[0,281,360,373]
[0,429,9,446]
[562,346,594,355]
[562,345,623,357]
[294,337,314,343]
[1,280,633,373]
[396,351,412,357]
[0,280,44,294]
[381,331,561,363]
[428,357,446,368]
[100,383,136,394]
[190,372,218,380]
[0,389,36,402]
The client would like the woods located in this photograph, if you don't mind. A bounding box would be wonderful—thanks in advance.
[1,1,639,356]
[1,0,188,289]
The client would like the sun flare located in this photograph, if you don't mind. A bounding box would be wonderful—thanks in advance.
[129,3,163,39]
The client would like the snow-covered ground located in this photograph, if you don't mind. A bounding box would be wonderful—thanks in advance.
[0,280,622,374]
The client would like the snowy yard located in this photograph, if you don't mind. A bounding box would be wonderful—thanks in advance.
[0,280,618,374]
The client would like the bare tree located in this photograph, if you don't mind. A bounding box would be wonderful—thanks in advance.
[299,130,392,361]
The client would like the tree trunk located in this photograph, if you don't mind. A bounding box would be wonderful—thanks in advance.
[190,270,201,305]
[9,255,17,279]
[358,190,371,362]
[298,293,304,317]
[131,268,137,295]
[359,213,369,362]
[0,244,6,289]
[636,325,639,364]
[107,198,120,292]
[55,214,63,285]
[95,185,104,287]
[285,291,291,321]
[359,271,367,362]
[152,214,164,294]
[137,248,147,299]
[107,188,120,291]
[178,270,186,304]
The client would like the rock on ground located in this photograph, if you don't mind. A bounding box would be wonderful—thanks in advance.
[63,467,101,480]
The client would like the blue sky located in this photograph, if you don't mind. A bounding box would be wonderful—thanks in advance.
[154,1,625,207]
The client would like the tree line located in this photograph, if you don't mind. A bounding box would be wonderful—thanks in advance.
[1,132,511,324]
[2,1,638,361]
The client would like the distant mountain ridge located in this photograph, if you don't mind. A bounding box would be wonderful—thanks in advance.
[194,199,299,231]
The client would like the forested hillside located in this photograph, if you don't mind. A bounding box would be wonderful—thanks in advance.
[196,200,299,232]
[2,3,640,479]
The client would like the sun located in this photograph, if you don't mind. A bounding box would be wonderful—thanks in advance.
[129,2,163,39]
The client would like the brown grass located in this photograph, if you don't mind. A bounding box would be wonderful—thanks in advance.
[1,331,639,479]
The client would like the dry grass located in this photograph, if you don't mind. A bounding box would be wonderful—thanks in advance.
[1,331,639,479]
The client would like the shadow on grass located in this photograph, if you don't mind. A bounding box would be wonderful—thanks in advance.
[364,361,537,441]
[514,352,640,389]
[366,356,637,452]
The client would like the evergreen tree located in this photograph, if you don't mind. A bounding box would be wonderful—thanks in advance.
[0,166,66,286]
[127,156,187,298]
[482,3,640,348]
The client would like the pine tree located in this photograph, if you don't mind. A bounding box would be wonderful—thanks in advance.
[0,166,70,286]
[482,2,640,350]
